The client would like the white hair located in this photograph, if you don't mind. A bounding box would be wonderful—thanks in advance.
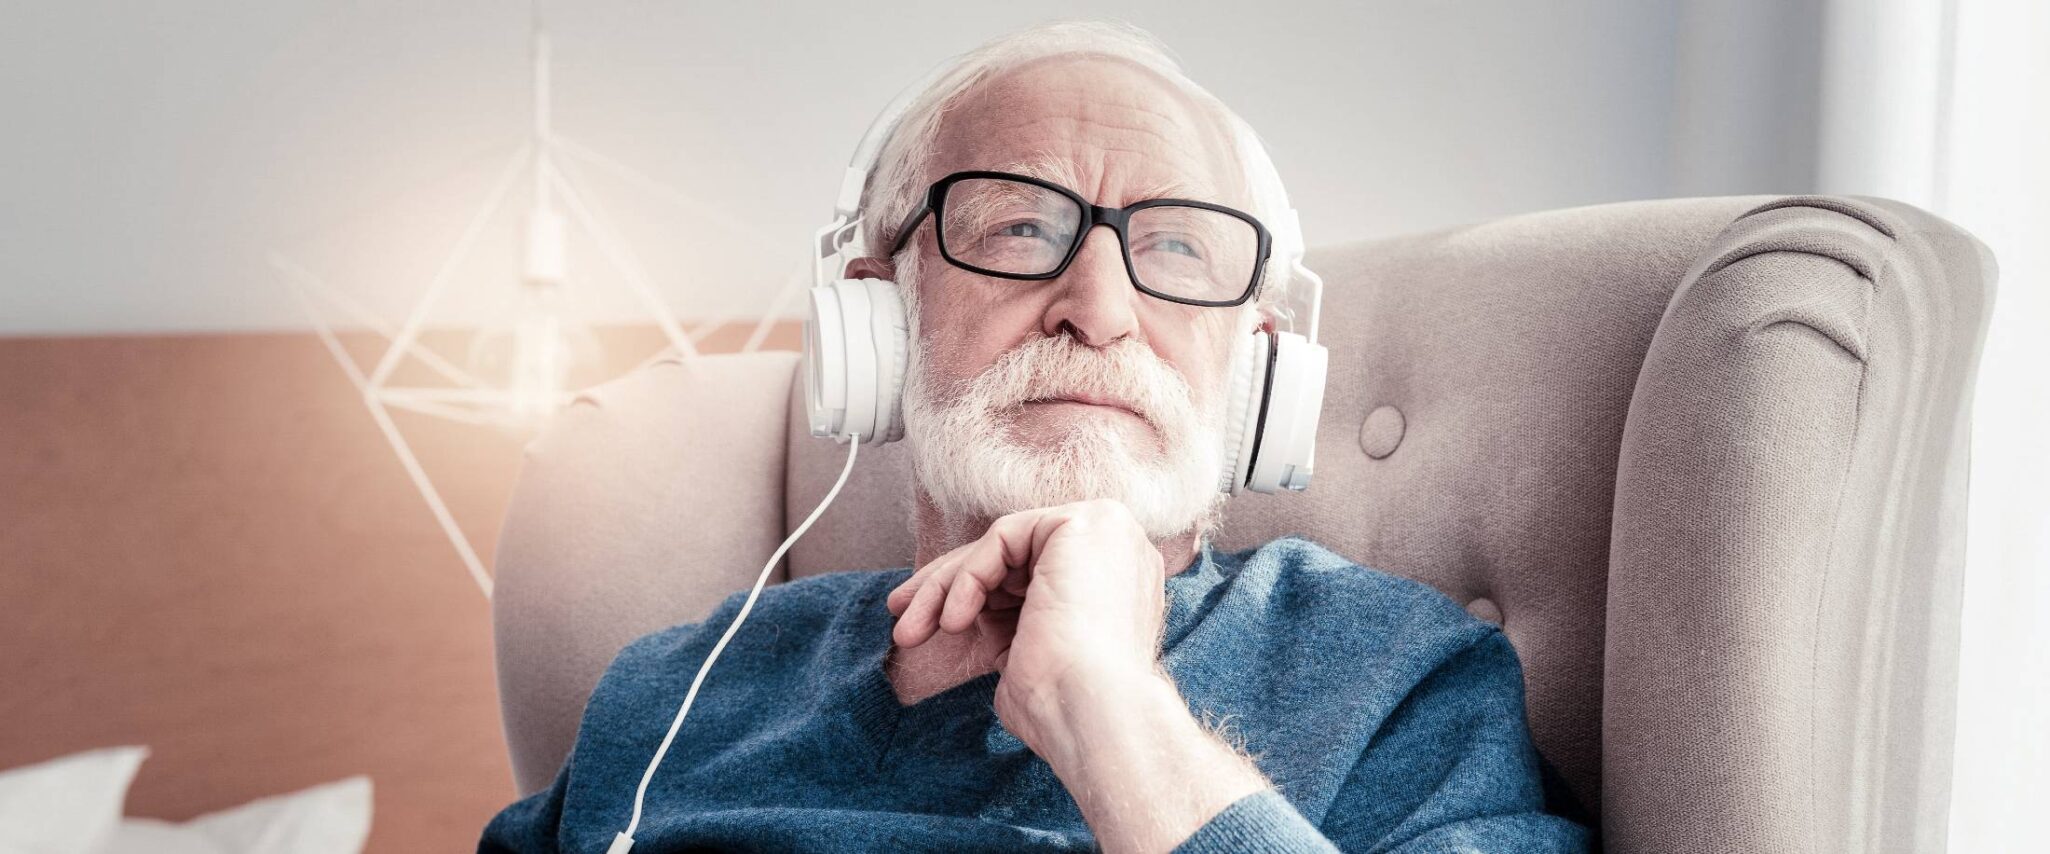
[859,19,1298,319]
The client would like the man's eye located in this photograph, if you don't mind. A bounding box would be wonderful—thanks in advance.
[994,220,1053,240]
[1143,235,1203,259]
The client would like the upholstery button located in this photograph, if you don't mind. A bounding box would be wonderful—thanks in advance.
[1359,405,1405,459]
[1466,597,1503,626]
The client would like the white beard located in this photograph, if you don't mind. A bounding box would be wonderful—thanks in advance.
[902,329,1229,541]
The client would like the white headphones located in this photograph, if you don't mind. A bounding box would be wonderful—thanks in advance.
[801,66,1329,494]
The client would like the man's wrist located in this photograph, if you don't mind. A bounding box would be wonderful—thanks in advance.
[1034,663,1271,853]
[1035,661,1178,768]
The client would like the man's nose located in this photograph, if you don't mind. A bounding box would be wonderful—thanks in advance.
[1043,224,1140,346]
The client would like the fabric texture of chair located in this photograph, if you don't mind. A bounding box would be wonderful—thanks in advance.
[488,194,1996,852]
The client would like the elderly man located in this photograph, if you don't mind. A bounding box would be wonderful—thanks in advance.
[482,20,1588,854]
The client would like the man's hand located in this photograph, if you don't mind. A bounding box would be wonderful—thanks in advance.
[885,498,1167,751]
[884,499,1271,853]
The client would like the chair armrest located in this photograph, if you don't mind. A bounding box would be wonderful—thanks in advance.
[1603,196,1996,852]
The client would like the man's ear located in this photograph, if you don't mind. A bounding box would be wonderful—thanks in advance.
[842,256,896,281]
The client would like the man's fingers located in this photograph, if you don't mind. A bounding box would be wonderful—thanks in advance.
[893,557,955,648]
[940,560,988,634]
[977,607,1020,672]
[889,557,938,638]
[1000,563,1031,596]
[891,508,1057,646]
[984,509,1052,574]
[886,577,919,616]
[940,533,1018,633]
[886,565,929,616]
[887,539,975,616]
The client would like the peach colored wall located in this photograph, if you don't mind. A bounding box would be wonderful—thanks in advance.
[0,322,799,852]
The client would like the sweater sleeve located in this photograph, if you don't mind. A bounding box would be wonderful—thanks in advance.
[1171,788,1338,853]
[1174,628,1590,854]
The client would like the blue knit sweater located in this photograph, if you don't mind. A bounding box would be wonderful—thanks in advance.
[479,536,1589,852]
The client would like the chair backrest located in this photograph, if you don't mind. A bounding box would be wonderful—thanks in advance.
[493,194,1994,852]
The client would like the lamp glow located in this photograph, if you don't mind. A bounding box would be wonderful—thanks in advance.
[267,4,742,599]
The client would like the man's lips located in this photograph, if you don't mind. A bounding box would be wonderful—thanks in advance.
[1020,393,1150,425]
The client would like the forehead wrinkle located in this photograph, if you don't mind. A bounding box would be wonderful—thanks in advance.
[1047,63,1241,202]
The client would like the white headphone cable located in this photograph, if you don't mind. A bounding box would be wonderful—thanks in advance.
[611,436,862,854]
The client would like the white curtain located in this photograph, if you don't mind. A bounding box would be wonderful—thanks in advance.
[1816,0,2050,849]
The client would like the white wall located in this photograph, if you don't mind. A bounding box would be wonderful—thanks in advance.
[1667,0,1825,196]
[0,0,1715,335]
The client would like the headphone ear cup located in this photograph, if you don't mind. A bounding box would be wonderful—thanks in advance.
[801,277,907,444]
[863,278,909,443]
[1217,330,1269,494]
[802,283,848,439]
[1245,331,1329,493]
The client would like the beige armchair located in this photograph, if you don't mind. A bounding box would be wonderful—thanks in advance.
[489,194,1996,852]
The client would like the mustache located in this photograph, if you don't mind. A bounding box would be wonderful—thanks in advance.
[952,334,1197,431]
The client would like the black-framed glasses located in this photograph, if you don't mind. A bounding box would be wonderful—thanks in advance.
[885,170,1272,307]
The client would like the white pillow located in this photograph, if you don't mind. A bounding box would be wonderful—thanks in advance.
[0,746,372,854]
[102,776,372,854]
[0,745,149,854]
